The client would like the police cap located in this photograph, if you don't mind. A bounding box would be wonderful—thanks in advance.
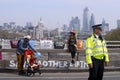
[92,24,102,30]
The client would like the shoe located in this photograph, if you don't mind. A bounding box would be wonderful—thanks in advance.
[71,60,75,64]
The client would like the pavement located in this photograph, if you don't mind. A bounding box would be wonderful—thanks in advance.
[0,67,120,73]
[0,71,120,80]
[0,67,120,80]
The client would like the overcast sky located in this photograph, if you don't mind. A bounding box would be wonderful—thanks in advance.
[0,0,119,30]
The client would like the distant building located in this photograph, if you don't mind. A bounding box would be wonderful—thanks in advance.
[63,24,68,32]
[102,18,109,34]
[89,13,95,32]
[15,25,24,34]
[25,22,33,30]
[24,22,34,37]
[51,28,62,38]
[82,7,89,32]
[26,22,32,27]
[3,23,9,30]
[35,18,44,40]
[9,22,16,29]
[0,25,2,29]
[3,22,16,30]
[69,17,81,34]
[117,19,120,28]
[43,29,50,38]
[62,24,68,38]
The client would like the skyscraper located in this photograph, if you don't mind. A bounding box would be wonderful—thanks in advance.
[69,17,81,34]
[117,19,120,28]
[102,18,109,34]
[82,7,89,32]
[63,24,68,32]
[89,13,95,32]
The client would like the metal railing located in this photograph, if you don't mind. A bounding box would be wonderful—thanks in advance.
[1,40,120,49]
[106,41,120,48]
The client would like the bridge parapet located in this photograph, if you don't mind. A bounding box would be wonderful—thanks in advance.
[0,48,120,71]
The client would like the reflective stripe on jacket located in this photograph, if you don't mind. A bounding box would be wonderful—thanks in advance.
[85,34,109,64]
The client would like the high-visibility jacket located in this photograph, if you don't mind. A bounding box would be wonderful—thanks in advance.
[85,34,109,64]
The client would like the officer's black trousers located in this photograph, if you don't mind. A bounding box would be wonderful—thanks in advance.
[88,57,104,80]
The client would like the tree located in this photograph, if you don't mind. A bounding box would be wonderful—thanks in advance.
[105,28,120,41]
[0,30,23,39]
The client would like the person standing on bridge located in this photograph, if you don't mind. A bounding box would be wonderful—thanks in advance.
[67,30,77,64]
[16,35,37,75]
[85,24,109,80]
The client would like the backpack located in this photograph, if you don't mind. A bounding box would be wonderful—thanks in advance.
[10,39,21,48]
[77,40,83,50]
[10,39,18,48]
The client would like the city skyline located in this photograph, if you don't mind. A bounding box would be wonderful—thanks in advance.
[0,0,120,30]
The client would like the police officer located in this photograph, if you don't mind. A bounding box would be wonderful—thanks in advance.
[85,24,109,80]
